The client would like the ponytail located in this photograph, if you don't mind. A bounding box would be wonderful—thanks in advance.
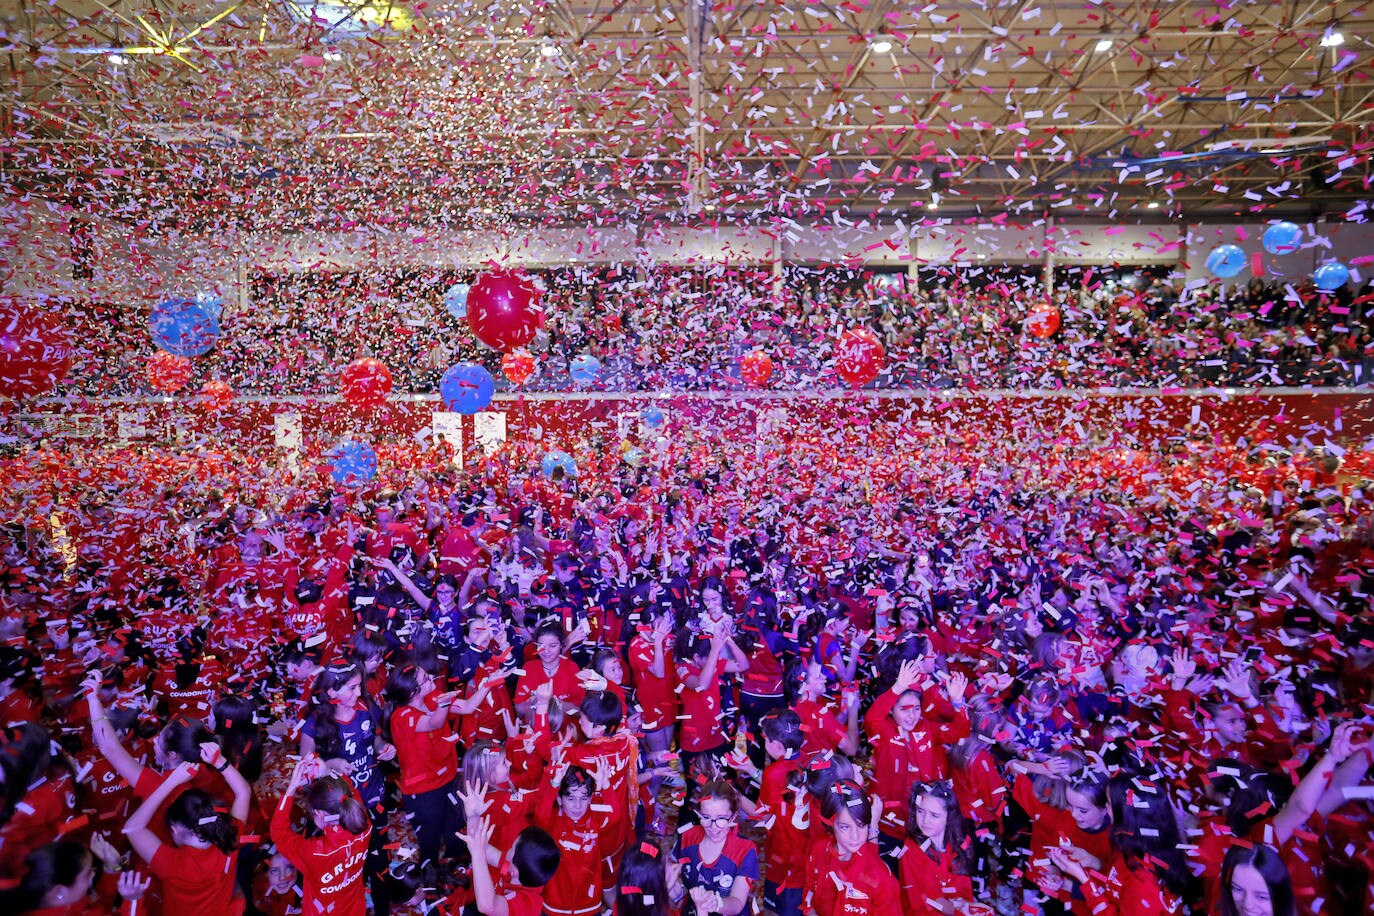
[304,776,370,836]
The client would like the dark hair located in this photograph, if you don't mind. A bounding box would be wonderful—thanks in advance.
[166,789,238,854]
[578,691,623,732]
[1106,774,1190,899]
[532,621,566,647]
[821,779,873,830]
[558,766,596,798]
[761,709,804,755]
[1,842,92,913]
[672,628,709,664]
[906,781,973,875]
[159,717,217,768]
[303,776,370,836]
[0,724,54,827]
[696,779,739,815]
[384,664,427,708]
[511,826,561,888]
[306,664,362,761]
[802,752,856,801]
[384,859,430,906]
[614,844,668,916]
[1218,844,1296,916]
[213,694,263,782]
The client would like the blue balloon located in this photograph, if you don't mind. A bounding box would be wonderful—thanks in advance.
[1313,261,1350,292]
[1205,244,1247,278]
[541,450,577,478]
[327,440,377,486]
[150,296,221,357]
[444,283,471,320]
[1261,221,1303,256]
[641,406,665,429]
[440,362,495,415]
[569,354,601,385]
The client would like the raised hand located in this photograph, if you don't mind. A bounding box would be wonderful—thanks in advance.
[199,741,227,769]
[457,780,491,820]
[942,671,969,703]
[118,871,152,901]
[892,659,922,695]
[460,815,495,854]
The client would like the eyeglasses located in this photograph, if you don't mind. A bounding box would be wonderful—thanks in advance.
[700,815,735,827]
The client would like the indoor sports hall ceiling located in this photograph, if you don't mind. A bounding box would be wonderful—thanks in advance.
[3,0,1372,233]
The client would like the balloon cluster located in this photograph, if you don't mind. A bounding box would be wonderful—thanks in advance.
[1206,224,1352,291]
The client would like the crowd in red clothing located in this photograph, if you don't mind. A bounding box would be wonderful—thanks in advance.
[0,411,1371,916]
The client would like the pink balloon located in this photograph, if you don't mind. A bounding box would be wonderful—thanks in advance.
[740,350,774,387]
[340,357,393,410]
[835,328,885,387]
[1026,306,1062,339]
[467,270,544,351]
[0,300,71,399]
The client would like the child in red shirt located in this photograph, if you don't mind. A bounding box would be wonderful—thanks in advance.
[899,782,976,915]
[802,781,899,916]
[454,815,561,916]
[531,767,612,916]
[123,751,253,916]
[270,760,373,916]
[386,662,494,867]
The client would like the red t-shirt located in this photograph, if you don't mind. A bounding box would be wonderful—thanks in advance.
[514,657,585,709]
[628,634,678,732]
[149,841,243,916]
[678,657,728,753]
[803,840,900,916]
[391,695,460,795]
[269,799,371,916]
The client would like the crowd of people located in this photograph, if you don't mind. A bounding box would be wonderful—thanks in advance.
[47,267,1373,398]
[0,409,1371,916]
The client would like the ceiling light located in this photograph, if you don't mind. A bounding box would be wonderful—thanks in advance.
[1146,201,1160,209]
[107,53,129,66]
[1320,28,1344,48]
[869,37,893,54]
[926,201,938,210]
[1094,38,1114,53]
[323,49,342,61]
[539,37,559,58]
[703,203,717,213]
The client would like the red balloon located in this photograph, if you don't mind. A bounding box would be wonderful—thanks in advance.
[740,350,774,387]
[501,348,536,386]
[199,379,234,411]
[147,351,192,393]
[0,300,71,399]
[835,328,886,387]
[1026,306,1062,339]
[340,357,393,410]
[466,269,544,351]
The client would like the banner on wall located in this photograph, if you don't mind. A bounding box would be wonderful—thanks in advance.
[117,411,149,442]
[473,412,507,456]
[274,413,302,451]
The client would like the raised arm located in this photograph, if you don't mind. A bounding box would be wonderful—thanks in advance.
[1271,721,1368,845]
[123,762,196,864]
[201,742,253,824]
[84,672,145,790]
